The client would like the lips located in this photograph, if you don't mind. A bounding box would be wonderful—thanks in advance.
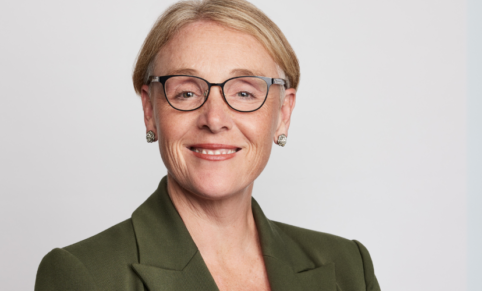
[188,144,241,161]
[192,148,237,155]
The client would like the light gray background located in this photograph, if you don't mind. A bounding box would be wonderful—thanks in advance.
[468,0,482,290]
[0,0,474,290]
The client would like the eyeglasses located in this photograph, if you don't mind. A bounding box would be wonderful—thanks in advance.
[147,75,286,112]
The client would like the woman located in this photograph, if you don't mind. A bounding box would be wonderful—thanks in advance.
[35,0,380,290]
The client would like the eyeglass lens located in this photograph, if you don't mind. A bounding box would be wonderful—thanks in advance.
[163,76,268,111]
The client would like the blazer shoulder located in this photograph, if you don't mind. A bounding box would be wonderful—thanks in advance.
[64,218,137,260]
[36,219,142,291]
[271,220,381,291]
[271,220,359,254]
[35,248,98,291]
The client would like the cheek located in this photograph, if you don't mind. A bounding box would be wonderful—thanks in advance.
[252,97,280,139]
[238,100,280,156]
[155,102,192,172]
[155,96,190,140]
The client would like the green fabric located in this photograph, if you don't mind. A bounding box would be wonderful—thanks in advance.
[35,176,381,291]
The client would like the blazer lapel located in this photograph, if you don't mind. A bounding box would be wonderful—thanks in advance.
[130,176,337,291]
[132,251,218,291]
[252,199,338,291]
[130,177,218,291]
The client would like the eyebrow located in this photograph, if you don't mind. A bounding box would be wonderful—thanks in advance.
[230,68,261,77]
[165,68,267,78]
[167,68,198,75]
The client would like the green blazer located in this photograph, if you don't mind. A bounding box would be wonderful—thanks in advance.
[35,177,380,291]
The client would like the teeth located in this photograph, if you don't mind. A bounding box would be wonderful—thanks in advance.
[193,148,237,155]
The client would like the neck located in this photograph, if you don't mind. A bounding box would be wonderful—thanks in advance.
[166,174,260,260]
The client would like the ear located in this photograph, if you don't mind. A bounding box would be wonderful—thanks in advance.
[141,84,157,138]
[274,88,296,144]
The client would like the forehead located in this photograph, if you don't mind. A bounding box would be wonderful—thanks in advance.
[154,21,279,79]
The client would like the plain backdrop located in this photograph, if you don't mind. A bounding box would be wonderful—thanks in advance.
[0,0,469,290]
[468,1,482,290]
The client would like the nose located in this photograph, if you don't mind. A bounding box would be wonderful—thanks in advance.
[196,86,233,133]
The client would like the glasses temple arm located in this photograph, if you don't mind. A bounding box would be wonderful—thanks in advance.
[272,78,288,89]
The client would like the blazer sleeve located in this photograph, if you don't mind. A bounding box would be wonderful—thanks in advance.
[35,248,98,291]
[353,240,381,291]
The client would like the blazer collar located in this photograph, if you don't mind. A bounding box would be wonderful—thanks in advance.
[131,177,337,291]
[252,198,337,291]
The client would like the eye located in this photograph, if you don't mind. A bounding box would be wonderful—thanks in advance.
[181,91,195,98]
[236,91,252,98]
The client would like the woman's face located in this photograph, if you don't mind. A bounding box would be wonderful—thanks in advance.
[141,21,296,199]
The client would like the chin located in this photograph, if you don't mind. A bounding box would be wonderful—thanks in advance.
[185,171,248,200]
[164,146,262,201]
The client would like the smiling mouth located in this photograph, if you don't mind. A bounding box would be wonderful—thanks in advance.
[189,147,241,155]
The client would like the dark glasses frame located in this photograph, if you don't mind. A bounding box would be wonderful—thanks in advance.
[147,75,287,112]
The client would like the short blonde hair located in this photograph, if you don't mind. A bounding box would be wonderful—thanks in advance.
[132,0,300,95]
